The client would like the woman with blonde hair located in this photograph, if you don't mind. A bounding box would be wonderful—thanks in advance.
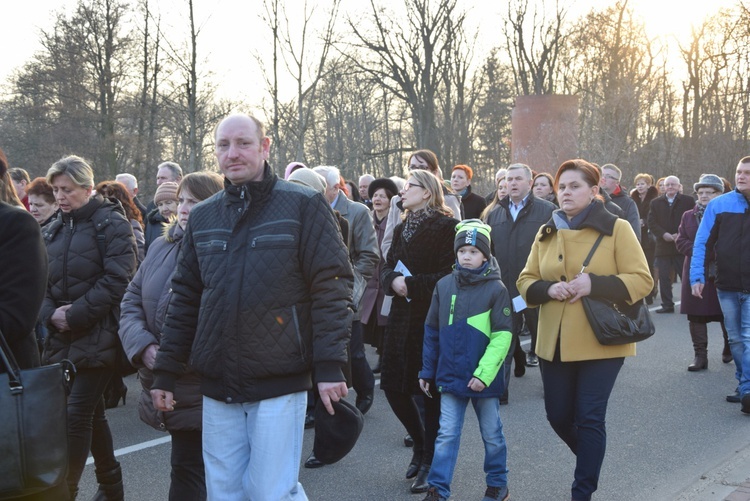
[380,168,458,494]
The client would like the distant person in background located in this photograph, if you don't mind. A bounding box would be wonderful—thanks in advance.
[116,173,148,221]
[532,172,557,206]
[345,178,362,202]
[96,180,146,264]
[656,177,666,195]
[284,161,307,179]
[145,161,183,215]
[647,175,694,313]
[630,173,659,304]
[26,177,59,228]
[144,181,179,253]
[451,164,487,219]
[599,164,640,241]
[359,174,375,209]
[9,167,31,210]
[485,168,508,204]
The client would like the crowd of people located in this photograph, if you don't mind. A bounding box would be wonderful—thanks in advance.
[1,112,750,501]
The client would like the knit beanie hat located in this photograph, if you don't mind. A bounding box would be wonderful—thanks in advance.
[454,218,492,260]
[154,181,179,205]
[285,161,308,180]
[693,174,724,194]
[288,168,326,196]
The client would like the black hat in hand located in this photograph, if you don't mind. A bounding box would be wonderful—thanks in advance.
[313,398,364,464]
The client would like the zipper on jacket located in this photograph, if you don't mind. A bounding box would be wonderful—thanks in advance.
[291,305,305,358]
[449,294,456,326]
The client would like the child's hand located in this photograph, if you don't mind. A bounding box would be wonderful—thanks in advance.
[419,379,432,398]
[467,377,486,392]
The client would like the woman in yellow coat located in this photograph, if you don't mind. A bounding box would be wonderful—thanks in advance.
[517,159,653,501]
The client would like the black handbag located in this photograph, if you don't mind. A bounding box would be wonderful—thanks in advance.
[579,234,656,346]
[0,329,75,499]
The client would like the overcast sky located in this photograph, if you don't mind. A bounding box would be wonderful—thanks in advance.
[1,0,737,104]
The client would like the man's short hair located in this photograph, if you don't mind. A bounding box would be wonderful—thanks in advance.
[157,162,183,181]
[214,113,266,143]
[739,156,750,165]
[312,166,341,189]
[116,173,138,191]
[359,174,375,184]
[601,163,622,181]
[9,167,30,183]
[506,163,532,179]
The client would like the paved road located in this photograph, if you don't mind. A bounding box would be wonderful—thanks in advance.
[78,285,750,500]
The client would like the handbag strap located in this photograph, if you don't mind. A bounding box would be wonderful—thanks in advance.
[580,233,605,274]
[0,327,24,393]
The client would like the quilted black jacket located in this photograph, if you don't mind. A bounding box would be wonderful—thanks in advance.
[40,195,137,368]
[152,164,354,404]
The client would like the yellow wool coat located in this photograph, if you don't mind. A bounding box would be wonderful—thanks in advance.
[517,203,653,362]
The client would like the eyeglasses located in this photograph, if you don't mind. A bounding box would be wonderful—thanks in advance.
[603,175,620,182]
[403,181,425,191]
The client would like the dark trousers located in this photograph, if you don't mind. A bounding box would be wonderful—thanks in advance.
[501,307,539,399]
[67,368,118,495]
[169,430,206,501]
[384,391,440,463]
[351,320,375,395]
[540,354,624,501]
[655,255,684,308]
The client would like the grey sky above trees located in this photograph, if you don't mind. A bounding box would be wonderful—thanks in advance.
[0,0,745,198]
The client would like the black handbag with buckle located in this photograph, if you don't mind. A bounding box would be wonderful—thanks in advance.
[0,328,75,499]
[579,234,655,346]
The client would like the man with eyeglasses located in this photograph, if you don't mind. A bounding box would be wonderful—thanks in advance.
[648,175,694,313]
[599,164,640,241]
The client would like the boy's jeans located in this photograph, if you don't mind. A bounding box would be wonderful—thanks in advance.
[428,393,508,498]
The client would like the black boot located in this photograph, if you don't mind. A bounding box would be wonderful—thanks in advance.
[90,464,123,501]
[688,322,708,372]
[721,322,733,363]
[411,463,431,493]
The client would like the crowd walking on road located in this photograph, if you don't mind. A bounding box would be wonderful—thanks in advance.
[3,114,750,501]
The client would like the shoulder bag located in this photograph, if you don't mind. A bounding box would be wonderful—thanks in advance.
[0,329,75,498]
[579,234,655,345]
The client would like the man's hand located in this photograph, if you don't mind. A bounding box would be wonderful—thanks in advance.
[317,381,348,415]
[50,305,72,331]
[151,389,177,412]
[663,232,674,242]
[141,343,159,370]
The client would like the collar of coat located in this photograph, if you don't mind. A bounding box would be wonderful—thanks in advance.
[539,199,617,241]
[222,162,277,216]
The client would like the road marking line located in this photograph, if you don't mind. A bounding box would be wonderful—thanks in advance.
[86,436,171,465]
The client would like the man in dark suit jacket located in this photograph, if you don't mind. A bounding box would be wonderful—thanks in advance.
[647,175,695,313]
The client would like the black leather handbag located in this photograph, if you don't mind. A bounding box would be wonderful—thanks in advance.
[579,235,655,346]
[0,329,74,499]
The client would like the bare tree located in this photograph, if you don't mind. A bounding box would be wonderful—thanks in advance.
[504,0,568,95]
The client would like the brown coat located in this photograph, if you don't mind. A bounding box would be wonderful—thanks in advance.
[517,204,653,362]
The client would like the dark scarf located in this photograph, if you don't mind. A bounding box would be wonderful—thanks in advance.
[402,206,434,242]
[552,200,597,230]
[694,202,706,225]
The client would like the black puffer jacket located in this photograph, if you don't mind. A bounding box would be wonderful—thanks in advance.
[153,164,353,404]
[144,208,168,254]
[40,195,137,368]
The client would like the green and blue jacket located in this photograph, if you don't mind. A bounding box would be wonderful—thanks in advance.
[420,256,512,398]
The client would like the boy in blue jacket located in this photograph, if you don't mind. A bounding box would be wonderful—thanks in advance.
[419,219,513,501]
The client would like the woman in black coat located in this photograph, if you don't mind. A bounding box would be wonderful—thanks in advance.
[381,169,458,494]
[40,155,137,500]
[450,164,487,219]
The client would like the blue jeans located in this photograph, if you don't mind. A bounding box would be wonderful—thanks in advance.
[540,355,624,501]
[655,255,684,308]
[717,290,750,395]
[202,392,308,500]
[428,393,508,499]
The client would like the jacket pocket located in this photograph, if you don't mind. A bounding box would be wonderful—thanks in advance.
[251,234,295,249]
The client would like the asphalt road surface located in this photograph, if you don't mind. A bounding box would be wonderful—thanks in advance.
[78,285,750,500]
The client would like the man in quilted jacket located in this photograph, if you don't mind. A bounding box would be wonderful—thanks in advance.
[150,113,354,500]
